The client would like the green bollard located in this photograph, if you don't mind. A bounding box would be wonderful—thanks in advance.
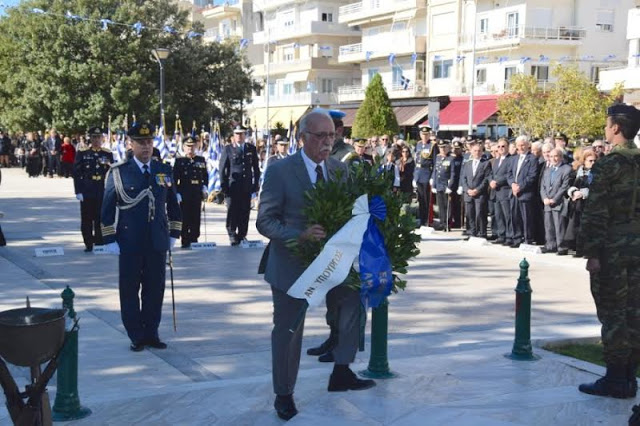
[360,298,396,378]
[52,286,91,421]
[505,259,540,361]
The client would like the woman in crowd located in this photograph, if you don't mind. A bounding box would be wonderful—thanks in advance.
[561,148,597,256]
[395,145,415,196]
[60,136,76,178]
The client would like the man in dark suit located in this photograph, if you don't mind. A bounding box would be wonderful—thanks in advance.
[540,148,572,254]
[459,143,491,238]
[257,110,375,422]
[489,139,512,245]
[507,136,540,247]
[43,129,62,177]
[101,122,182,351]
[73,126,113,252]
[219,125,260,245]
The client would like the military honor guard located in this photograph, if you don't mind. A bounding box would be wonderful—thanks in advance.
[72,127,114,252]
[266,137,289,168]
[219,125,261,246]
[173,136,208,248]
[328,109,354,162]
[415,126,437,226]
[431,141,458,231]
[577,104,640,399]
[101,122,182,351]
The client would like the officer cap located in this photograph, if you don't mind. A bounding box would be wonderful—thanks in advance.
[554,132,568,141]
[452,140,463,149]
[183,136,195,146]
[607,103,640,121]
[437,139,450,147]
[87,126,103,137]
[128,122,155,140]
[419,125,431,134]
[233,125,246,134]
[353,138,367,147]
[276,138,289,145]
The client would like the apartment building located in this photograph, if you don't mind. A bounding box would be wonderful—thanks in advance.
[426,0,632,134]
[599,5,640,107]
[334,0,434,132]
[247,0,361,131]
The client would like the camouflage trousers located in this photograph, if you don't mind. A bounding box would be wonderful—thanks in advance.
[591,251,640,365]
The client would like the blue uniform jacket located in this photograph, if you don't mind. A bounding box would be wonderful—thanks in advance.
[433,154,458,192]
[73,147,114,199]
[414,142,436,183]
[101,159,182,253]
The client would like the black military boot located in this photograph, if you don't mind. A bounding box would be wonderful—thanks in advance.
[579,364,635,398]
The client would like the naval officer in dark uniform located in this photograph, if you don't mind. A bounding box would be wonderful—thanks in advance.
[101,122,182,351]
[73,126,114,252]
[219,125,261,245]
[415,126,437,226]
[174,136,208,248]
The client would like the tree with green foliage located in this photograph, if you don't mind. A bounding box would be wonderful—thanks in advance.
[351,74,398,138]
[498,64,623,140]
[0,0,258,134]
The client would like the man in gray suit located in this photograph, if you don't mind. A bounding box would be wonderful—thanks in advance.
[257,110,375,421]
[540,148,572,255]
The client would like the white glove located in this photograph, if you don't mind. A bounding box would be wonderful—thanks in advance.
[431,187,437,194]
[76,194,84,202]
[412,180,417,189]
[176,193,183,204]
[170,237,178,249]
[445,188,452,194]
[105,242,120,255]
[429,179,433,186]
[457,187,463,195]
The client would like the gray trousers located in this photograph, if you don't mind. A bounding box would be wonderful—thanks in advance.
[271,285,360,395]
[544,210,566,250]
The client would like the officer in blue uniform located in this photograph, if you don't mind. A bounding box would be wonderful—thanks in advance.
[101,122,182,351]
[450,140,465,229]
[219,125,260,245]
[73,127,113,252]
[430,141,458,231]
[415,127,437,226]
[174,136,208,248]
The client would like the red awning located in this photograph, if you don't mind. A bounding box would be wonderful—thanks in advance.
[425,96,499,131]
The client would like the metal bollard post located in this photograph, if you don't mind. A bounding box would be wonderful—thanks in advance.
[505,259,540,361]
[52,286,91,421]
[360,298,396,378]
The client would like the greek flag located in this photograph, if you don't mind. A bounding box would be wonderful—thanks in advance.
[154,127,169,160]
[111,133,126,162]
[400,75,410,90]
[388,53,396,65]
[204,125,221,193]
[288,120,297,155]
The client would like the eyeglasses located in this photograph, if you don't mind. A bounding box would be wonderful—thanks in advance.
[304,131,336,140]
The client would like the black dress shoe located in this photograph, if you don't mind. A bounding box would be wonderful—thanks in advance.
[274,394,298,421]
[540,247,557,254]
[130,342,145,352]
[146,339,167,349]
[492,239,505,245]
[509,242,521,248]
[557,249,569,256]
[84,246,93,252]
[318,352,334,363]
[486,235,498,241]
[328,368,376,392]
[307,335,337,356]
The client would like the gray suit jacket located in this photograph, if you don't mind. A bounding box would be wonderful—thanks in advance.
[256,150,348,292]
[540,163,572,212]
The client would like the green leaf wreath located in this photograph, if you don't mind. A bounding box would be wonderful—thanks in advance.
[286,160,421,294]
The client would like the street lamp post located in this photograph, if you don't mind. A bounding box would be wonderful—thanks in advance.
[152,48,170,131]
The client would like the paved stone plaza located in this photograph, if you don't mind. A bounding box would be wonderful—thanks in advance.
[0,167,636,425]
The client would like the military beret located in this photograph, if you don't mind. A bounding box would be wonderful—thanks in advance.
[87,126,103,136]
[554,132,568,141]
[353,138,367,147]
[128,122,155,140]
[328,109,346,120]
[419,126,431,133]
[183,136,195,146]
[607,103,640,120]
[233,125,246,134]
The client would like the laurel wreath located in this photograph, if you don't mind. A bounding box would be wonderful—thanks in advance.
[286,160,421,293]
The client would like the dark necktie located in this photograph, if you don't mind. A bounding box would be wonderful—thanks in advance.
[143,164,150,184]
[315,164,324,183]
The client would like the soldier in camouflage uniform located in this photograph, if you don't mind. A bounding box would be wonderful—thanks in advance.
[577,103,640,399]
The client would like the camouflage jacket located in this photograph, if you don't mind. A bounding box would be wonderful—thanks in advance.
[577,141,640,258]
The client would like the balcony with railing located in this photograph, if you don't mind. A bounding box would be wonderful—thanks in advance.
[203,29,241,44]
[459,26,586,50]
[254,21,360,44]
[337,80,425,103]
[253,0,306,12]
[201,0,240,19]
[338,30,426,63]
[252,57,335,77]
[251,92,339,108]
[339,0,423,24]
[599,64,640,91]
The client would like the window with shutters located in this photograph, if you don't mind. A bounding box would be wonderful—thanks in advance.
[596,9,614,32]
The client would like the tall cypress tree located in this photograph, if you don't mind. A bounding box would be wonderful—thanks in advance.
[351,73,398,138]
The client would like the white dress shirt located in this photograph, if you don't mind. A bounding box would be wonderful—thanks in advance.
[301,148,327,185]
